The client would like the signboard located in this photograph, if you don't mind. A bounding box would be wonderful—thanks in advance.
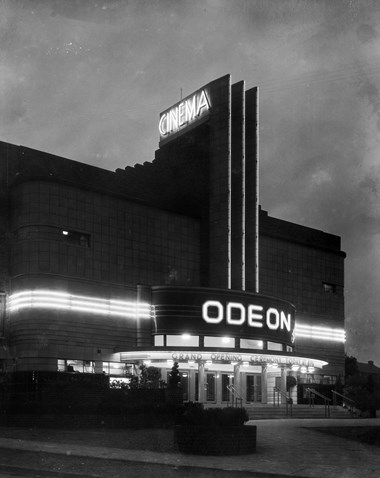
[120,350,328,369]
[159,88,211,140]
[151,286,296,346]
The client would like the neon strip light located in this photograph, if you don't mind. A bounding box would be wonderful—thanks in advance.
[7,290,151,319]
[295,324,346,343]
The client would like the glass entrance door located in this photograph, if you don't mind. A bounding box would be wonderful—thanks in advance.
[246,374,262,403]
[206,373,216,402]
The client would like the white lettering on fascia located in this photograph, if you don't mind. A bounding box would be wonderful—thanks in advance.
[202,300,224,324]
[159,89,210,137]
[266,308,279,330]
[226,302,245,325]
[247,305,263,328]
[280,311,291,331]
[202,300,292,332]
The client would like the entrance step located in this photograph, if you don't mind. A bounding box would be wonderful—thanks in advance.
[244,405,353,420]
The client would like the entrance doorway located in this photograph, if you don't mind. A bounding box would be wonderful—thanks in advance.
[206,373,216,402]
[246,374,262,403]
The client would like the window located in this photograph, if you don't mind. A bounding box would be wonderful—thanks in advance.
[240,339,263,350]
[16,225,91,247]
[154,335,164,346]
[323,282,336,293]
[62,230,90,247]
[267,341,283,351]
[103,362,126,376]
[57,359,94,373]
[204,336,234,348]
[166,335,199,347]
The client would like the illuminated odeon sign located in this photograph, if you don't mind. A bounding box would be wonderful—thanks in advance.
[159,89,210,138]
[202,300,292,333]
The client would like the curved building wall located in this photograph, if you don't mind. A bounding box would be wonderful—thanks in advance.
[7,178,200,371]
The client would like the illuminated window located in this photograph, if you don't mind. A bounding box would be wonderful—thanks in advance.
[166,335,199,347]
[267,341,283,351]
[154,335,164,346]
[240,339,263,350]
[103,362,126,376]
[57,359,94,373]
[204,336,234,348]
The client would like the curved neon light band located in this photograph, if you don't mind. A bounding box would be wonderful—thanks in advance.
[295,324,345,343]
[7,290,151,319]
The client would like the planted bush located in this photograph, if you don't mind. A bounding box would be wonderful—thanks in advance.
[174,405,255,455]
[178,405,249,428]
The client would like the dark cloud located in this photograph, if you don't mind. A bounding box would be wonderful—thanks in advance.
[357,23,378,42]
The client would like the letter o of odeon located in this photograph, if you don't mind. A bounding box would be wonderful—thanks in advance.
[266,307,280,330]
[227,302,245,325]
[202,300,224,324]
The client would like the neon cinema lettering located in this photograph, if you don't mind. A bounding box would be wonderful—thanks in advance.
[202,300,292,332]
[159,90,210,136]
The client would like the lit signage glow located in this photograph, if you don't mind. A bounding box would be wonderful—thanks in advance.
[295,324,346,343]
[151,286,296,347]
[159,89,210,139]
[119,350,328,369]
[8,290,151,320]
[202,300,292,333]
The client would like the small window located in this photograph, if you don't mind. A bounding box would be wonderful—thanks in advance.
[62,230,90,247]
[166,335,199,347]
[323,282,336,293]
[240,338,263,350]
[267,341,283,351]
[154,335,164,346]
[204,336,234,348]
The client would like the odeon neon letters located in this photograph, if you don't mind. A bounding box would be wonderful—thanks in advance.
[159,89,210,137]
[202,300,292,332]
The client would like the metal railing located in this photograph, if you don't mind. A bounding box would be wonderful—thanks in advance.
[331,390,356,414]
[273,387,293,416]
[226,384,243,408]
[306,388,331,417]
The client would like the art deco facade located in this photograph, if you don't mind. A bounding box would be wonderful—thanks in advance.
[0,75,346,405]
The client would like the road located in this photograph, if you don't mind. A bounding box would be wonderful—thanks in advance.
[0,448,293,478]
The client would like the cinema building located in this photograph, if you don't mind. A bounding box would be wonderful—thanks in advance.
[0,75,346,406]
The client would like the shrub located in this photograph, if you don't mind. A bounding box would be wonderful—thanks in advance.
[178,406,249,428]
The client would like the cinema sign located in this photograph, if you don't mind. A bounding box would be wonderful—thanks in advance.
[151,286,296,346]
[159,88,211,139]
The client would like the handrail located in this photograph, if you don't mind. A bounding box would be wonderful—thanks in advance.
[331,390,356,413]
[306,388,331,417]
[273,387,293,417]
[226,384,243,408]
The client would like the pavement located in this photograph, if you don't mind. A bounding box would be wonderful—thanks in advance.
[0,418,379,477]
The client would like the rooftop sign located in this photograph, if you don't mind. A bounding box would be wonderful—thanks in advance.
[159,88,211,140]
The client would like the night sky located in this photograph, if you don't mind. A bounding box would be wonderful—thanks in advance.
[1,0,380,365]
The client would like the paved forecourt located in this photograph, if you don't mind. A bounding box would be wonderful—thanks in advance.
[0,418,379,477]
